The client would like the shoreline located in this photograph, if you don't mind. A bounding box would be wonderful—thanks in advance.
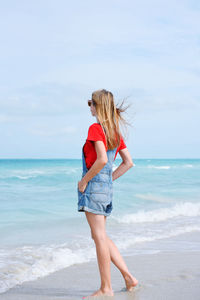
[1,231,200,299]
[1,251,199,299]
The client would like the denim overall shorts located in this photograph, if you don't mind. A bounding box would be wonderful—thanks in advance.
[77,146,117,216]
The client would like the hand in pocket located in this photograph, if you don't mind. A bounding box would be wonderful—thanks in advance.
[77,178,88,193]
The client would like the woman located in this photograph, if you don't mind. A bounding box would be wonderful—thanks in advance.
[77,89,138,298]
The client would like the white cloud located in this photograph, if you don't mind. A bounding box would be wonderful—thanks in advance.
[0,114,10,123]
[0,114,22,123]
[30,126,77,137]
[0,0,199,157]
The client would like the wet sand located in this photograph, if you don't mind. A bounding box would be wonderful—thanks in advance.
[1,232,200,300]
[0,251,200,300]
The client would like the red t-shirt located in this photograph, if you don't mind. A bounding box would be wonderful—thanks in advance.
[83,123,127,170]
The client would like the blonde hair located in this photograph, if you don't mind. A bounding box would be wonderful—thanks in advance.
[92,89,131,150]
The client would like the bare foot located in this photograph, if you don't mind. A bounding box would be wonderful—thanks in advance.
[124,274,138,291]
[82,288,114,298]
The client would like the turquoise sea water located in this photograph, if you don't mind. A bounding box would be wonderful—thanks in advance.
[0,158,200,293]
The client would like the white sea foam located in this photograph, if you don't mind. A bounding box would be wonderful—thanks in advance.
[0,167,80,179]
[1,209,200,294]
[135,193,174,203]
[12,175,38,179]
[148,165,171,170]
[65,167,80,174]
[115,225,200,250]
[1,221,199,294]
[144,163,197,170]
[0,242,95,294]
[111,202,200,224]
[112,164,118,171]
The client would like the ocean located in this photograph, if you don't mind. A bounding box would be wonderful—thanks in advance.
[0,158,200,293]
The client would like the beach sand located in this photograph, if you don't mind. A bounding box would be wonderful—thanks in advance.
[1,232,200,300]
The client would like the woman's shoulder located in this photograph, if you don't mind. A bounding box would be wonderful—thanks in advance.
[88,123,102,132]
[87,123,105,141]
[88,122,101,128]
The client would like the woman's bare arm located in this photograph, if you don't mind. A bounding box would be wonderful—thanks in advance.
[82,140,108,184]
[78,141,107,192]
[112,148,134,181]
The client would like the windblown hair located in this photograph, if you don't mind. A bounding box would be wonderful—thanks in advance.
[92,89,131,150]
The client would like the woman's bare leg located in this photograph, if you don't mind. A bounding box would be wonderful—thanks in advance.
[104,216,138,291]
[84,211,114,298]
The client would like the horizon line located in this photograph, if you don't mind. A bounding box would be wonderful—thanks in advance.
[0,157,200,160]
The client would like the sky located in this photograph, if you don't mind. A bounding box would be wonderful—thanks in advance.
[0,0,200,159]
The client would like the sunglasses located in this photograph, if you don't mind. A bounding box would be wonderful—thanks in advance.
[88,99,96,106]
